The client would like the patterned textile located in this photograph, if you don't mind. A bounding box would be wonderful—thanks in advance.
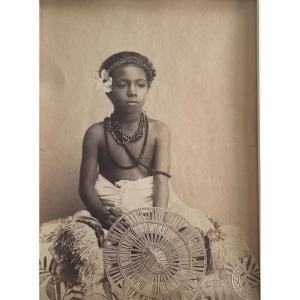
[40,217,84,300]
[40,175,259,299]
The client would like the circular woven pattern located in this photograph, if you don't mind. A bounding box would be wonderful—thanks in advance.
[191,277,237,300]
[103,207,207,299]
[232,256,260,299]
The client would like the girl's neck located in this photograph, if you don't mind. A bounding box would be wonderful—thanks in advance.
[113,109,141,125]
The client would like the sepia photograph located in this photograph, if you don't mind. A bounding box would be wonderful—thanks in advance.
[40,0,260,299]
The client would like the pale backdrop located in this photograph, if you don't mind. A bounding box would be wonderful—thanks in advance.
[40,0,259,257]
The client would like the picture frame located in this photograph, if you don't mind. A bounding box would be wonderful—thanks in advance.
[40,0,260,299]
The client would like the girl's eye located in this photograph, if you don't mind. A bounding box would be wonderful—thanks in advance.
[116,82,146,89]
[137,83,146,88]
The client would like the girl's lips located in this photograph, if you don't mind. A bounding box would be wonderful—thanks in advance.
[126,101,139,105]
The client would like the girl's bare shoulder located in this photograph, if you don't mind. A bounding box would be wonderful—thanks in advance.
[83,121,105,145]
[148,118,171,138]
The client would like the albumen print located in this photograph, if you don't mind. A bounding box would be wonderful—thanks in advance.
[40,1,259,299]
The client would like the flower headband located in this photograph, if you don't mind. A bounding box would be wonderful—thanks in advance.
[97,56,156,93]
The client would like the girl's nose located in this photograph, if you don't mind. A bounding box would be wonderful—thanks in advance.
[128,83,137,96]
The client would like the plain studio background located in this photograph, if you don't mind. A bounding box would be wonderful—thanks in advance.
[40,0,259,257]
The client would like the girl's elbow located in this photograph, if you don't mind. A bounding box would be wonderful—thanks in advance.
[153,174,170,185]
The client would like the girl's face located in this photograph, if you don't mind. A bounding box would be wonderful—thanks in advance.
[108,64,149,112]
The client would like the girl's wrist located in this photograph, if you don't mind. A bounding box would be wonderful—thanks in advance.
[94,206,111,219]
[100,209,111,217]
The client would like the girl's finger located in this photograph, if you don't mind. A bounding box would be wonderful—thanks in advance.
[108,214,118,222]
[109,208,120,218]
[99,235,105,247]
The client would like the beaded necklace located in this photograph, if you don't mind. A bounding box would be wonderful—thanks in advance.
[104,114,148,169]
[104,113,171,178]
[109,111,146,145]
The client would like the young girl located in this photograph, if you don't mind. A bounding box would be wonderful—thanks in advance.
[42,51,258,300]
[79,51,171,230]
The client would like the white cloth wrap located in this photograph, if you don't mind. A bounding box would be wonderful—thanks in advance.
[93,174,215,234]
[94,174,153,212]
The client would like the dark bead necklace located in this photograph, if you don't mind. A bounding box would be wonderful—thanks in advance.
[104,113,172,178]
[104,114,149,169]
[109,111,147,145]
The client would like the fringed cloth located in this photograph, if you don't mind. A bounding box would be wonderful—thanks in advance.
[46,174,254,299]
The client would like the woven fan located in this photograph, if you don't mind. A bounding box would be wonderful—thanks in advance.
[232,256,260,300]
[103,207,207,300]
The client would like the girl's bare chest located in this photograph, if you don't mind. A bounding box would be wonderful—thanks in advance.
[98,131,156,166]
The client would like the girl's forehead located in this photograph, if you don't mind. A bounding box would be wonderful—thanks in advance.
[112,64,147,80]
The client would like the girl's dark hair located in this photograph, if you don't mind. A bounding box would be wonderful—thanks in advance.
[99,51,156,86]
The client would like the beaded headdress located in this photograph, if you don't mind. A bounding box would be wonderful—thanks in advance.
[97,52,156,92]
[106,55,156,81]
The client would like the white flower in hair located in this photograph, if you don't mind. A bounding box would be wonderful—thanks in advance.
[96,69,112,93]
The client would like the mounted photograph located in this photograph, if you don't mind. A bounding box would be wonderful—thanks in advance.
[40,1,260,299]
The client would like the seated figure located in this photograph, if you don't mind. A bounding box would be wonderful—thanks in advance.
[40,51,259,300]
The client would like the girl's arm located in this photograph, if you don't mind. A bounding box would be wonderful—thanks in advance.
[153,122,171,208]
[79,125,117,229]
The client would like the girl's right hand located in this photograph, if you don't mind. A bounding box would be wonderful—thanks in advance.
[101,213,118,230]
